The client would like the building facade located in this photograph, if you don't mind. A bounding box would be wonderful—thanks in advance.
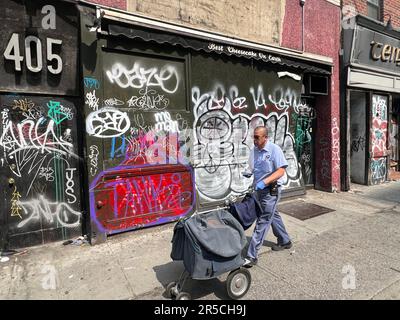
[0,0,341,249]
[341,0,400,189]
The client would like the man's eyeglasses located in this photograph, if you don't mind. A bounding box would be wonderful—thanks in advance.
[254,135,265,140]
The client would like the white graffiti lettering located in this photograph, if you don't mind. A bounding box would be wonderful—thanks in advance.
[89,145,99,176]
[85,90,99,111]
[154,111,180,133]
[17,195,81,229]
[86,107,130,138]
[65,168,77,204]
[0,119,76,157]
[105,62,180,94]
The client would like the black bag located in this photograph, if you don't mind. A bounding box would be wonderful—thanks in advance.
[228,192,262,230]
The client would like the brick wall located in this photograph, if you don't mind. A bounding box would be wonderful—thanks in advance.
[87,0,126,10]
[343,0,400,29]
[125,0,284,46]
[282,0,342,192]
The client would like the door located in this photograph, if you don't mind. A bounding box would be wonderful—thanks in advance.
[294,97,315,187]
[0,95,82,249]
[349,91,367,184]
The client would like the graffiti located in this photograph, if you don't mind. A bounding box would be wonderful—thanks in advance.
[63,129,72,143]
[0,119,76,158]
[268,87,302,112]
[371,158,387,184]
[127,87,170,111]
[155,111,180,133]
[65,168,77,204]
[85,90,99,111]
[175,113,189,131]
[89,145,99,176]
[294,111,313,185]
[84,77,100,89]
[250,84,270,110]
[86,107,130,138]
[17,195,81,228]
[38,167,55,181]
[104,98,124,107]
[105,62,180,94]
[319,136,331,184]
[47,100,69,125]
[192,86,301,201]
[110,136,126,160]
[294,114,313,158]
[22,105,45,121]
[371,95,388,158]
[11,186,22,219]
[11,98,35,112]
[351,136,366,153]
[1,108,9,125]
[90,166,194,233]
[229,86,248,109]
[332,117,340,170]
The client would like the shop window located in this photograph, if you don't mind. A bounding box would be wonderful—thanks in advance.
[367,0,380,21]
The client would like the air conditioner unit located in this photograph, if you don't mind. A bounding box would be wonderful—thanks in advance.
[307,75,329,95]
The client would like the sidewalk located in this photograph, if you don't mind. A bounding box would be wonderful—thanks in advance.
[1,181,399,300]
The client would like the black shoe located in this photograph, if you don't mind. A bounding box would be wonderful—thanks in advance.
[243,257,258,268]
[271,241,292,251]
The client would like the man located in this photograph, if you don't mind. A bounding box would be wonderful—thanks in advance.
[243,126,292,267]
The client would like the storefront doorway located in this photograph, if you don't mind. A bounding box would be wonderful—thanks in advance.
[349,90,390,185]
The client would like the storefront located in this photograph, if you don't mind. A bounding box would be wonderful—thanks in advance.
[342,15,400,188]
[0,1,336,248]
[79,3,333,244]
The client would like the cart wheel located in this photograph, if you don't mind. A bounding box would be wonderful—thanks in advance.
[226,268,251,300]
[176,292,191,300]
[165,282,177,298]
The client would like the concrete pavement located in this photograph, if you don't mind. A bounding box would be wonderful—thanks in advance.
[1,181,399,300]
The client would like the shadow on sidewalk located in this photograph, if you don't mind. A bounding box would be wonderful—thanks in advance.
[153,262,232,300]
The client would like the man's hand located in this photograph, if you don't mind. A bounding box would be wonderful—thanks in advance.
[255,180,266,190]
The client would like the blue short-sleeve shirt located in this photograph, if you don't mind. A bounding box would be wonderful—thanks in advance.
[248,141,288,186]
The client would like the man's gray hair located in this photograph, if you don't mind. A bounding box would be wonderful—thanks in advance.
[254,126,267,137]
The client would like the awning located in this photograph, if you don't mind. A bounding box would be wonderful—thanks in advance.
[103,21,331,76]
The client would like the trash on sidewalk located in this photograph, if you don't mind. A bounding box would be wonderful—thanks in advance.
[63,235,89,246]
[0,257,10,263]
[0,249,18,257]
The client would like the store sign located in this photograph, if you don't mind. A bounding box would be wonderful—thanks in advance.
[370,41,400,65]
[208,42,282,63]
[351,25,400,73]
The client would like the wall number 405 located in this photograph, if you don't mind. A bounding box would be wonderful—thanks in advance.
[3,33,62,74]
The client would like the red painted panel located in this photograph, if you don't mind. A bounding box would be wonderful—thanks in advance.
[91,164,194,233]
